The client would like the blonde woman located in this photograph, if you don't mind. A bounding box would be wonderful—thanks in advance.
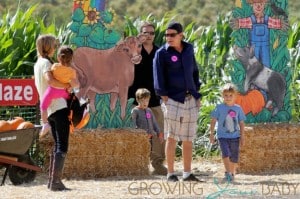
[34,34,71,191]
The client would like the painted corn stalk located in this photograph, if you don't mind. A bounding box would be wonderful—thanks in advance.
[230,0,291,123]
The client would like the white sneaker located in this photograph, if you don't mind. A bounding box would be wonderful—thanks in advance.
[40,123,50,138]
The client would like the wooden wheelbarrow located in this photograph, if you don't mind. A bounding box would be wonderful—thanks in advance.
[0,127,41,185]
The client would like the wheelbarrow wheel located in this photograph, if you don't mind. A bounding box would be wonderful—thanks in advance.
[8,156,37,185]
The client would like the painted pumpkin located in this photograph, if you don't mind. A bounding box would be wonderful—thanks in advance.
[235,90,265,115]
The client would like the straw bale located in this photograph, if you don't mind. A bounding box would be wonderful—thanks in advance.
[39,128,151,179]
[239,123,300,174]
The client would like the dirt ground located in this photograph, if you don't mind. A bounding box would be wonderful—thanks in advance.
[0,158,299,199]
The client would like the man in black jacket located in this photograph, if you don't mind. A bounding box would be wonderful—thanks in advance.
[128,21,167,175]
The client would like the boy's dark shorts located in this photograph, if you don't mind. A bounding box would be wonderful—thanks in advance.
[218,138,240,163]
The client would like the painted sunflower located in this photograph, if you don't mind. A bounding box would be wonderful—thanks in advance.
[84,7,101,25]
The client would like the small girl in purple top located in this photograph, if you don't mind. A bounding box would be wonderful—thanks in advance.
[131,88,163,141]
[131,88,165,173]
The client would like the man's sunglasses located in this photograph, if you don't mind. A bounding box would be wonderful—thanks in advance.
[164,33,178,38]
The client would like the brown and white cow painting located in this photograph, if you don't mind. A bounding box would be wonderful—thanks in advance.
[73,35,146,119]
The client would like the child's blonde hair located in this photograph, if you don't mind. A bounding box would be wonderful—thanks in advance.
[36,34,57,58]
[135,88,151,101]
[222,83,238,94]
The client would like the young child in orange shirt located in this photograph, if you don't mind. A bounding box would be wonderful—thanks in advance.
[39,46,79,138]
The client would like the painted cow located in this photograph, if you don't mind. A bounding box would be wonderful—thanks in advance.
[73,35,146,119]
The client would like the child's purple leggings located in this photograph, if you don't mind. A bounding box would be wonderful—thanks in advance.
[40,86,69,111]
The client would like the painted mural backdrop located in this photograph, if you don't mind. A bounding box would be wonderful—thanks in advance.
[70,0,134,128]
[71,0,120,49]
[230,0,291,123]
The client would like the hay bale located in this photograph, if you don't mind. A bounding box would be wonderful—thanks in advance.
[39,128,151,179]
[239,123,300,174]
